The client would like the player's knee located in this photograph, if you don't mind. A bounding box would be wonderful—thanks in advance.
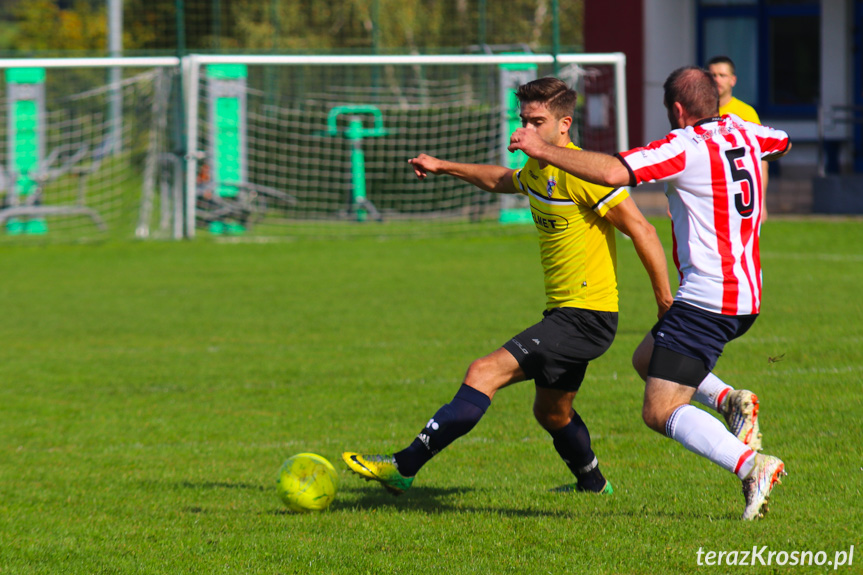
[641,400,666,434]
[534,410,569,431]
[632,352,648,381]
[463,357,490,387]
[532,404,570,430]
[463,356,504,397]
[631,340,652,382]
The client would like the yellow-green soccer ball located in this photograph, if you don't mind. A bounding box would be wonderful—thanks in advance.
[276,453,338,512]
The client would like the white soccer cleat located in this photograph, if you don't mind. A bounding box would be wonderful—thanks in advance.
[721,390,762,451]
[741,454,786,520]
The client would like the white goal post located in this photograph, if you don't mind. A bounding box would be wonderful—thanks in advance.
[0,53,627,241]
[0,56,181,242]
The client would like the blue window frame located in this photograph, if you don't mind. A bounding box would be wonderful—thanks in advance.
[697,0,820,119]
[856,0,863,171]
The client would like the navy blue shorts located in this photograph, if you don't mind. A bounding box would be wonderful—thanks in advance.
[650,301,758,374]
[503,307,617,392]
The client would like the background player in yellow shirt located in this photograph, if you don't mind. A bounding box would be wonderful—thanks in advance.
[708,55,760,124]
[343,77,672,496]
[708,55,770,216]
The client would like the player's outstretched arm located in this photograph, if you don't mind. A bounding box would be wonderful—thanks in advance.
[603,197,674,318]
[508,128,632,188]
[408,153,518,194]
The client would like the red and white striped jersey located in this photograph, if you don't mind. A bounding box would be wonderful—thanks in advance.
[617,115,790,315]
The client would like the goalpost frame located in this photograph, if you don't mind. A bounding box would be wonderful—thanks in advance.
[0,57,181,70]
[0,53,627,240]
[181,52,627,238]
[0,57,182,238]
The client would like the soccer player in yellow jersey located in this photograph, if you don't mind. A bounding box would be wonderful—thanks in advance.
[709,56,760,124]
[708,55,770,217]
[343,77,672,496]
[720,97,760,124]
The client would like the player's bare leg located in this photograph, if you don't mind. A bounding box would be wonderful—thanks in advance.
[634,331,762,450]
[644,376,783,519]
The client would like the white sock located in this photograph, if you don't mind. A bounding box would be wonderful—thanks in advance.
[692,372,733,412]
[666,405,756,479]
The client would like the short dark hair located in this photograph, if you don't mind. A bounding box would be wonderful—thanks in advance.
[663,66,720,120]
[515,77,577,120]
[706,55,736,74]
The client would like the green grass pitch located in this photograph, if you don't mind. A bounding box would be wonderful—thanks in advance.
[0,217,860,573]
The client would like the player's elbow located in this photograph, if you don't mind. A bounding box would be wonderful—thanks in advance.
[627,217,657,244]
[601,164,632,188]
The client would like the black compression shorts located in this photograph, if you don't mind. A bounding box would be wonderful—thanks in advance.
[503,307,617,392]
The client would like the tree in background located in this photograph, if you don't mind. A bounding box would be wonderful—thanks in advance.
[0,0,584,56]
[123,0,181,54]
[12,0,108,53]
[230,0,583,54]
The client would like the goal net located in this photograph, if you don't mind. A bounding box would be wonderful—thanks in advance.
[184,53,627,238]
[0,58,181,244]
[0,54,626,242]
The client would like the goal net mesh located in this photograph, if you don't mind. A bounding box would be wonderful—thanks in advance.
[0,55,624,242]
[190,57,623,238]
[0,62,179,244]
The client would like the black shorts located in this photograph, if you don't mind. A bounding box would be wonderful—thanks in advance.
[649,301,758,386]
[502,307,617,392]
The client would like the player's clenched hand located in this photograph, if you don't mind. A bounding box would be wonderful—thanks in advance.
[508,128,547,158]
[408,154,443,179]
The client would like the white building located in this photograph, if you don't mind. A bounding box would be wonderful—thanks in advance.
[585,0,861,187]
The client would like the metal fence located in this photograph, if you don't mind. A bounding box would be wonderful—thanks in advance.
[1,0,584,59]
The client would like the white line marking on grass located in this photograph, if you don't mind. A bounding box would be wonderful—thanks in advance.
[762,252,863,263]
[215,236,298,244]
[741,336,796,344]
[764,365,863,377]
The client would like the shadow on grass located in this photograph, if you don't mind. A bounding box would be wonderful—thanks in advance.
[140,479,268,492]
[177,480,266,491]
[338,484,475,512]
[329,484,739,522]
[147,479,739,522]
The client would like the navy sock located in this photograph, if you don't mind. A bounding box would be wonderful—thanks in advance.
[394,384,491,477]
[548,411,606,492]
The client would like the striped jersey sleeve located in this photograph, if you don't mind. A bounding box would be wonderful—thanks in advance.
[616,134,687,185]
[748,121,791,159]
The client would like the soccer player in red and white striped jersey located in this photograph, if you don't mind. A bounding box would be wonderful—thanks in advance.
[618,107,786,316]
[508,66,791,520]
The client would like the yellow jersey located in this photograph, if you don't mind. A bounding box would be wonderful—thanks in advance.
[720,97,760,125]
[512,143,629,312]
